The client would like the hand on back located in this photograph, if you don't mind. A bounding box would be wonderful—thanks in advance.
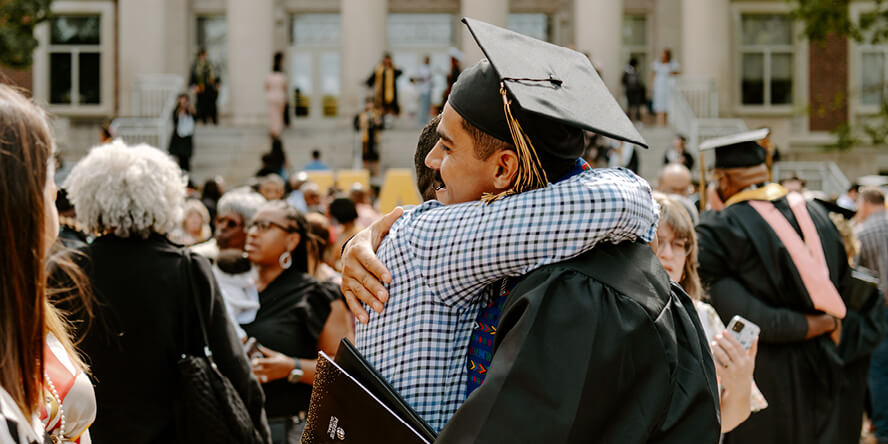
[340,207,404,323]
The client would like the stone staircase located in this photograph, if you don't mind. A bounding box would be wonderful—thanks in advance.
[189,118,427,187]
[57,115,678,191]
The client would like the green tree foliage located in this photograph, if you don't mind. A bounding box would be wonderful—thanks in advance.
[0,0,52,69]
[791,0,888,43]
[790,0,888,151]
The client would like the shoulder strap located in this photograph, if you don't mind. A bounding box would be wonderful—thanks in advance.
[748,193,846,318]
[181,249,215,362]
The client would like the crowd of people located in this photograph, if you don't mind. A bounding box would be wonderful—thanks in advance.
[2,17,888,444]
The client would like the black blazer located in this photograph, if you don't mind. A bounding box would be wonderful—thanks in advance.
[70,234,269,444]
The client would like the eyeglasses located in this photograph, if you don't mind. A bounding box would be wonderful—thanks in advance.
[247,219,298,233]
[656,232,692,257]
[665,238,691,257]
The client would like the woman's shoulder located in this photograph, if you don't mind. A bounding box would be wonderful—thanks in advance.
[271,271,342,309]
[0,387,42,444]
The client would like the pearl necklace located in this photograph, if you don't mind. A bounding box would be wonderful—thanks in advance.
[44,373,66,442]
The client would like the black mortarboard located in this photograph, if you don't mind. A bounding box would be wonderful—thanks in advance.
[447,18,647,200]
[699,128,769,169]
[814,198,857,220]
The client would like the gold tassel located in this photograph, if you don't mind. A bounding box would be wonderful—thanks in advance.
[481,83,549,204]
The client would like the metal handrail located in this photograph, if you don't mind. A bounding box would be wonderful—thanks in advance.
[669,77,747,153]
[113,74,184,149]
[773,161,851,197]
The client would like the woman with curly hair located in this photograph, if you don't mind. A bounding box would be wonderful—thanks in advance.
[63,141,270,443]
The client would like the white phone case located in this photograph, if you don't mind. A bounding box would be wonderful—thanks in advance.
[726,315,760,350]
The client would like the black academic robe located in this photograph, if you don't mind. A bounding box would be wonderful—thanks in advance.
[697,195,875,444]
[436,242,721,444]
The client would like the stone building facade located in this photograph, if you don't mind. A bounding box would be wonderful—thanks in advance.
[5,0,888,177]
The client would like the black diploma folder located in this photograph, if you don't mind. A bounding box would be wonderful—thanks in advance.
[301,339,437,443]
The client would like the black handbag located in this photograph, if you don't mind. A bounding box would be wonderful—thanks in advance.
[177,250,269,444]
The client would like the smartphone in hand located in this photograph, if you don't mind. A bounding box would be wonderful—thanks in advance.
[726,315,760,351]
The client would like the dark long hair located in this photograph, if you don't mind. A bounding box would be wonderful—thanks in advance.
[273,51,283,72]
[0,84,53,417]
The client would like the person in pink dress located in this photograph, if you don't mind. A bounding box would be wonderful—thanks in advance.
[266,52,289,139]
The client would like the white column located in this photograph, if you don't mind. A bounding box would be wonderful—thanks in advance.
[459,0,509,65]
[163,0,190,79]
[227,0,274,125]
[682,0,731,114]
[574,0,623,96]
[341,0,388,117]
[118,0,167,115]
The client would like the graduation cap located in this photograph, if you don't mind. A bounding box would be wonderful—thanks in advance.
[697,128,770,209]
[449,17,647,201]
[813,198,857,220]
[698,128,770,169]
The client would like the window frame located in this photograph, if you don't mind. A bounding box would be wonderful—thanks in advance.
[32,1,115,117]
[732,3,806,116]
[850,3,888,115]
[289,12,343,119]
[621,12,651,90]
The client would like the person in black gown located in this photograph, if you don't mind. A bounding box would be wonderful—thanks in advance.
[425,19,721,444]
[695,129,881,444]
[242,201,353,444]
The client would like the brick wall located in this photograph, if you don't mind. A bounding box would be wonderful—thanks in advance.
[0,66,33,95]
[808,33,848,132]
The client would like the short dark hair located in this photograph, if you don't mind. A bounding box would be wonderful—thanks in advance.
[460,118,512,161]
[861,187,885,206]
[460,116,577,184]
[311,150,321,160]
[273,52,283,72]
[415,115,442,201]
[329,197,358,224]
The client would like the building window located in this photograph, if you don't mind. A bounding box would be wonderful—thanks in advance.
[740,14,794,106]
[861,51,885,106]
[48,15,101,105]
[196,16,228,107]
[290,13,341,118]
[387,13,454,113]
[622,14,648,81]
[859,14,888,107]
[507,13,550,42]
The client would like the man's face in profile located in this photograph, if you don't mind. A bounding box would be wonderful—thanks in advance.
[424,103,499,205]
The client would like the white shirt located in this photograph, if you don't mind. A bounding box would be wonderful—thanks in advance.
[415,64,432,95]
[176,112,195,138]
[212,265,260,338]
[0,386,43,444]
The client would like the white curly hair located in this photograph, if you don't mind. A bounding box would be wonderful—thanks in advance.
[64,140,187,238]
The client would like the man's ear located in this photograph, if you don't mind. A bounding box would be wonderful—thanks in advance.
[491,149,519,190]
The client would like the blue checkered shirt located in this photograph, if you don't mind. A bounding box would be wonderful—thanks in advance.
[354,167,659,431]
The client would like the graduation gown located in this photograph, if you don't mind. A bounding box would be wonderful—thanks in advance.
[436,242,721,444]
[697,194,875,444]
